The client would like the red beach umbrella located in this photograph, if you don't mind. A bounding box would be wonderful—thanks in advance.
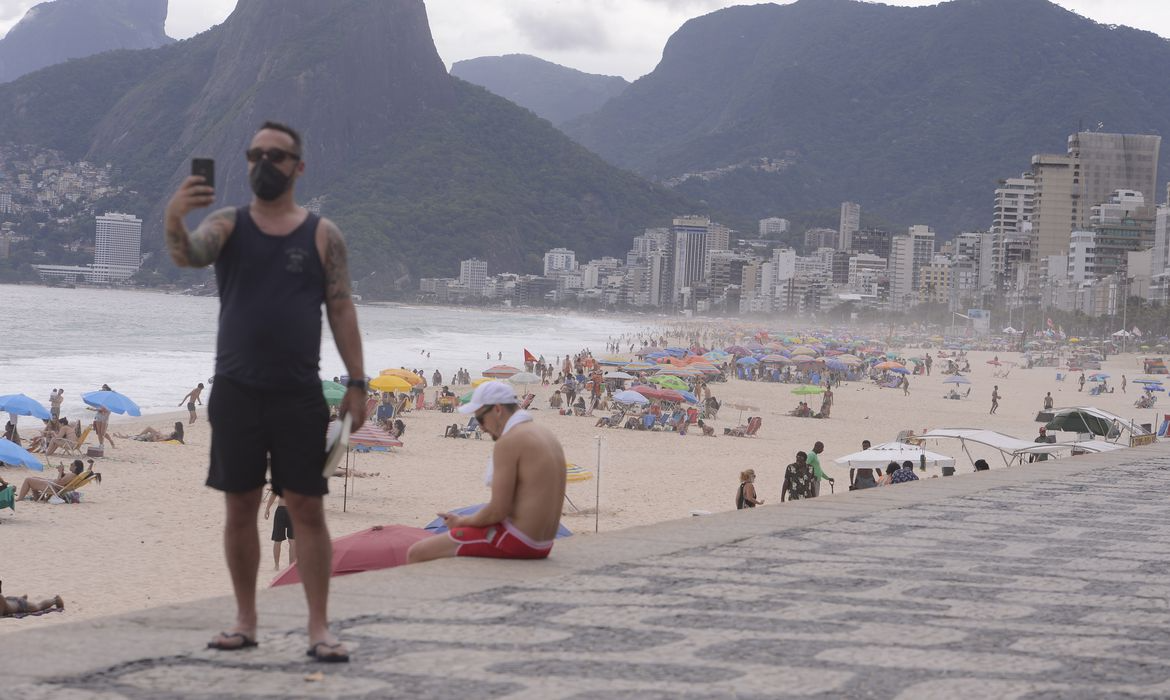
[270,525,432,587]
[482,365,521,378]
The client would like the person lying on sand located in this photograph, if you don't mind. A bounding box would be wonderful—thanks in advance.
[116,422,185,444]
[0,580,64,617]
[409,382,566,563]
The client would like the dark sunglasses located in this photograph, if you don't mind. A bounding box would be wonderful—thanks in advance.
[474,407,492,423]
[245,147,300,164]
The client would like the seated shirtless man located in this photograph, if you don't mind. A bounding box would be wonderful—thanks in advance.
[0,580,63,617]
[408,381,566,562]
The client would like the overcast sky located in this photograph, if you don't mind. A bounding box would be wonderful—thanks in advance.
[1,0,1168,80]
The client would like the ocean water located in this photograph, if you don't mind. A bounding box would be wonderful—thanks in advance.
[0,285,653,419]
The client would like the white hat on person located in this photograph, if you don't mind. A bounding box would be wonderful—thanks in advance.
[458,381,519,414]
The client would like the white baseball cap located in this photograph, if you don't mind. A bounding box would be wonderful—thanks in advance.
[458,381,519,414]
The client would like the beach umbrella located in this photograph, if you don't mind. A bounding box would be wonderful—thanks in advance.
[623,361,657,372]
[482,365,520,378]
[507,372,541,392]
[824,359,847,372]
[736,357,759,365]
[833,441,955,471]
[470,377,493,388]
[613,390,649,405]
[423,504,573,538]
[942,376,971,385]
[1088,373,1109,381]
[322,380,347,406]
[760,354,788,363]
[725,345,751,355]
[604,371,635,381]
[81,390,141,416]
[728,402,759,423]
[1133,378,1163,384]
[1144,385,1165,392]
[791,385,825,395]
[631,385,684,402]
[648,375,689,390]
[678,390,700,404]
[0,437,42,471]
[873,361,904,371]
[369,375,412,393]
[566,462,593,483]
[271,525,432,587]
[0,394,52,421]
[380,368,422,384]
[597,355,633,366]
[888,367,910,375]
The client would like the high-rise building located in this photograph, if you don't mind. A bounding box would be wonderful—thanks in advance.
[543,247,576,276]
[851,228,893,260]
[1068,131,1160,227]
[1030,153,1079,260]
[918,255,952,305]
[803,228,837,252]
[671,216,710,307]
[992,173,1035,237]
[758,217,789,237]
[888,235,916,308]
[838,201,860,252]
[1089,189,1155,279]
[1068,230,1096,283]
[93,212,142,282]
[459,258,487,296]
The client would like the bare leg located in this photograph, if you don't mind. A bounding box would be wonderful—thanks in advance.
[407,533,460,563]
[282,490,339,652]
[272,540,281,570]
[213,488,263,646]
[288,538,297,565]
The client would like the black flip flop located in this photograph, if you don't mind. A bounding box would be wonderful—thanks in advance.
[306,641,350,663]
[207,632,259,650]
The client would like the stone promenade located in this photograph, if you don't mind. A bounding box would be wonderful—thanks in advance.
[3,444,1169,699]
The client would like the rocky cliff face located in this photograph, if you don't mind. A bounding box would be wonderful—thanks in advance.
[451,54,628,125]
[0,0,173,83]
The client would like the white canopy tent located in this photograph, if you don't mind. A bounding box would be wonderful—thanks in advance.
[832,441,956,475]
[917,427,1133,467]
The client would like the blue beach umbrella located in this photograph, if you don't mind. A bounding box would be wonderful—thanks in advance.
[424,504,572,538]
[0,437,42,471]
[678,390,700,404]
[736,357,759,365]
[0,394,52,421]
[81,390,142,416]
[888,367,910,375]
[942,376,971,385]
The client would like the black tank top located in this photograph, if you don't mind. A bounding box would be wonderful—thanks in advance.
[214,206,323,389]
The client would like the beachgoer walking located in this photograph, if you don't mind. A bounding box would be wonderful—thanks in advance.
[736,469,764,509]
[1043,391,1053,410]
[165,121,366,663]
[93,404,114,448]
[408,381,567,562]
[781,451,816,501]
[49,389,63,420]
[178,383,205,424]
[925,353,932,376]
[265,489,296,570]
[819,387,833,418]
[990,385,1000,414]
[806,441,835,496]
[902,375,910,396]
[1079,372,1085,392]
[1122,375,1127,394]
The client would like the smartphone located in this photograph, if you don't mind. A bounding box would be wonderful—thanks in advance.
[191,158,215,188]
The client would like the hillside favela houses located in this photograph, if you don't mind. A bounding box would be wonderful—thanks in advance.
[420,130,1167,323]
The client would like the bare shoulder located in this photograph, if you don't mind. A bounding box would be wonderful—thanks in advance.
[316,216,345,247]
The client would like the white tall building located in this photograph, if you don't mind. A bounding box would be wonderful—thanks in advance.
[838,201,860,252]
[992,173,1036,237]
[543,247,576,276]
[459,258,487,296]
[93,212,142,283]
[888,235,916,308]
[1068,230,1097,284]
[759,217,789,237]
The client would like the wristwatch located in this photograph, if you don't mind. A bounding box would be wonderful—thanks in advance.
[346,378,368,391]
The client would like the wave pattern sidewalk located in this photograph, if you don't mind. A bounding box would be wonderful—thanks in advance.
[5,453,1170,699]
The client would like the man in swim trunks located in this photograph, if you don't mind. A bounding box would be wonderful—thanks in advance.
[0,581,63,617]
[179,383,205,424]
[408,381,566,562]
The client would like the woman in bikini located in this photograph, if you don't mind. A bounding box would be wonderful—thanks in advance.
[736,469,764,509]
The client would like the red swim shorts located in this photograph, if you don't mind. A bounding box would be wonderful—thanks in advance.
[448,520,553,559]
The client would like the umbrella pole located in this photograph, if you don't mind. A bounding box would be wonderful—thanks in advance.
[343,449,350,513]
[594,435,602,534]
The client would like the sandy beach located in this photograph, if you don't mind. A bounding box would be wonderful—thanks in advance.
[1,347,1157,632]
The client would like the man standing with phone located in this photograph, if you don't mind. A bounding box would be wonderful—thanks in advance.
[164,121,365,663]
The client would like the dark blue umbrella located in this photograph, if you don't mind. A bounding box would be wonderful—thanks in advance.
[0,437,42,471]
[424,504,572,538]
[82,390,141,416]
[0,394,51,420]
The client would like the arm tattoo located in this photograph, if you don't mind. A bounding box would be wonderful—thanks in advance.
[323,221,352,302]
[166,208,234,268]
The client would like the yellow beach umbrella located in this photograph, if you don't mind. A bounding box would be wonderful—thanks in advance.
[471,377,493,387]
[370,375,412,392]
[380,368,422,385]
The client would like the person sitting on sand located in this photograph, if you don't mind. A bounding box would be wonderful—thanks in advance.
[548,390,563,410]
[0,580,64,617]
[117,422,185,444]
[877,462,899,487]
[408,381,566,563]
[697,419,716,437]
[17,459,85,500]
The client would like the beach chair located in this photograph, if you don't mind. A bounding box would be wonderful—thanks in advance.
[519,393,535,410]
[0,484,14,514]
[725,416,761,437]
[35,470,92,503]
[458,418,482,439]
[641,414,656,431]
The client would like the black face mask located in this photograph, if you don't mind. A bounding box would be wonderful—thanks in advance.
[250,159,292,201]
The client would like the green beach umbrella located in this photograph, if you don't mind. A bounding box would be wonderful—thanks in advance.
[322,380,346,406]
[648,375,689,390]
[791,385,826,395]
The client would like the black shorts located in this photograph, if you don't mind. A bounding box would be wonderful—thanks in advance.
[271,505,294,541]
[206,376,329,496]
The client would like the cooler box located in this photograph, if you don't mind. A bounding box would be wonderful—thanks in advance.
[86,446,104,458]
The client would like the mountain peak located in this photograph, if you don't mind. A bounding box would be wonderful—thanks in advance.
[0,0,173,83]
